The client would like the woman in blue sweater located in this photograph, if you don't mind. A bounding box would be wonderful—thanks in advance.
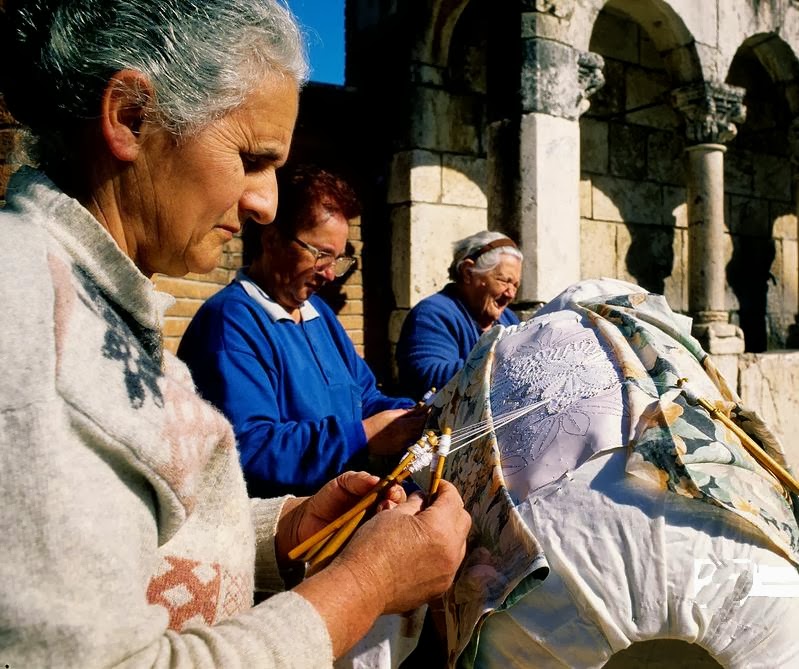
[396,231,523,399]
[179,166,425,497]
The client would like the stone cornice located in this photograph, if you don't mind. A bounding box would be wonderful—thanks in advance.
[671,82,747,145]
[521,38,605,119]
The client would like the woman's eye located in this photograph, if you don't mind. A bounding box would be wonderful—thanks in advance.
[242,154,267,173]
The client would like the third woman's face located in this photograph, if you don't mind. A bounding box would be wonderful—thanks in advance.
[131,72,299,277]
[463,256,521,330]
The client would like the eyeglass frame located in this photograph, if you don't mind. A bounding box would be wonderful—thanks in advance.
[291,236,356,277]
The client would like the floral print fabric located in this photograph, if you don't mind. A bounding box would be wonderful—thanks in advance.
[424,282,799,668]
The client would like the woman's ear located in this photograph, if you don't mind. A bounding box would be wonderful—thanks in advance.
[100,69,153,162]
[460,259,476,284]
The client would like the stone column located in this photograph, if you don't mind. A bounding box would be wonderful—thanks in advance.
[487,32,604,317]
[672,82,746,360]
[787,117,799,348]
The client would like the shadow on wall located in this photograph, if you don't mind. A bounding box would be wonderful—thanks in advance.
[725,38,796,352]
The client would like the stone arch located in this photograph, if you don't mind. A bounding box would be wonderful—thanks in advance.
[413,0,472,69]
[724,33,799,350]
[581,1,700,309]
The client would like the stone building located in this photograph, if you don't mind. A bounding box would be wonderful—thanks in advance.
[1,0,798,466]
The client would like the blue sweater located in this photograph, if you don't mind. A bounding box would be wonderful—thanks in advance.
[178,275,413,497]
[395,283,520,399]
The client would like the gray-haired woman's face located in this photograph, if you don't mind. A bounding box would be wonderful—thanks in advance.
[460,256,521,330]
[128,72,299,277]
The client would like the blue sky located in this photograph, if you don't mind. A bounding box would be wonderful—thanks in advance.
[286,0,345,85]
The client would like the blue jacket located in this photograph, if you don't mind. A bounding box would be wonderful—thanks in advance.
[178,275,413,497]
[395,283,519,399]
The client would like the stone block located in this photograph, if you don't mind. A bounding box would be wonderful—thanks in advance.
[409,88,481,154]
[579,177,592,218]
[580,218,617,280]
[162,317,192,338]
[692,321,746,355]
[647,130,686,185]
[638,29,661,70]
[624,67,680,130]
[390,204,412,307]
[782,238,798,316]
[771,204,797,241]
[580,117,608,174]
[753,153,792,202]
[724,148,754,196]
[728,195,770,236]
[738,351,799,471]
[394,202,487,307]
[592,174,662,225]
[589,10,639,65]
[153,276,224,300]
[670,0,718,48]
[521,10,569,42]
[663,228,688,312]
[442,154,487,208]
[585,59,624,120]
[662,186,687,228]
[387,150,442,204]
[609,123,647,180]
[621,223,677,296]
[165,298,204,319]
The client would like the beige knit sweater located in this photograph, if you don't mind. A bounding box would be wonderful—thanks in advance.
[0,168,333,667]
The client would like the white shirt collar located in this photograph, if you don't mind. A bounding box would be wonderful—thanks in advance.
[235,269,320,323]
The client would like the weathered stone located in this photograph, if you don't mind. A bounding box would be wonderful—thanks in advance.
[753,153,792,201]
[771,203,797,241]
[727,194,771,236]
[409,88,481,154]
[393,201,486,307]
[442,155,487,207]
[724,147,754,195]
[672,82,747,145]
[580,117,609,174]
[647,130,686,185]
[579,177,592,218]
[580,218,617,280]
[663,228,688,312]
[692,321,746,354]
[521,38,603,119]
[387,150,442,204]
[589,10,639,65]
[626,68,680,130]
[738,351,799,470]
[609,123,647,179]
[662,186,688,228]
[592,174,662,225]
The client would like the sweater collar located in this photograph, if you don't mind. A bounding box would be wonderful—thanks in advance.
[235,270,320,323]
[5,166,174,332]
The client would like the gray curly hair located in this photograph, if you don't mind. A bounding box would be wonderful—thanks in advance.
[0,0,308,169]
[448,230,523,282]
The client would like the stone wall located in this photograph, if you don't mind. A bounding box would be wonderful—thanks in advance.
[581,6,798,351]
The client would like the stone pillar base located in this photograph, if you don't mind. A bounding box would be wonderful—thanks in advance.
[692,321,745,355]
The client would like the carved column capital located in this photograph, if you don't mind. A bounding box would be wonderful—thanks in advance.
[520,38,604,119]
[671,82,746,145]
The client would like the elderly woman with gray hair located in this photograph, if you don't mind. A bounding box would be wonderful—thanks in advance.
[396,230,523,399]
[0,0,470,666]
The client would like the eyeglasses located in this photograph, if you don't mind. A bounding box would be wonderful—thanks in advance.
[292,237,356,277]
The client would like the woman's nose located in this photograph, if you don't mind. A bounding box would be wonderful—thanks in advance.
[318,264,337,282]
[240,172,278,225]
